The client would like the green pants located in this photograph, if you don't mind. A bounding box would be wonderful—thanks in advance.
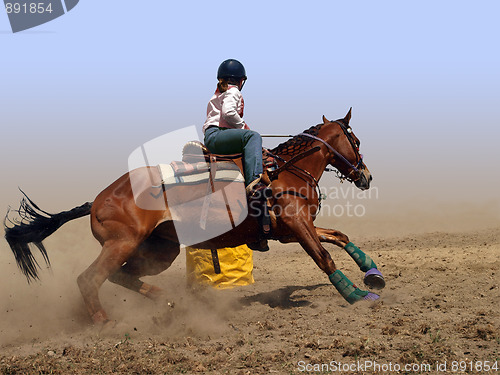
[204,127,263,186]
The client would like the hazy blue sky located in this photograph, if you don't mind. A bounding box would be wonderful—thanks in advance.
[1,1,499,215]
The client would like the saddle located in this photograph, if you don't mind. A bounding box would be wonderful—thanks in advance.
[157,141,275,245]
[182,141,241,162]
[184,140,277,178]
[181,140,277,172]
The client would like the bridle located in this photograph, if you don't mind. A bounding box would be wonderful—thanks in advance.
[267,120,365,214]
[298,120,364,183]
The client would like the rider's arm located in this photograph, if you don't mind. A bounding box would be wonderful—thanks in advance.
[221,87,246,129]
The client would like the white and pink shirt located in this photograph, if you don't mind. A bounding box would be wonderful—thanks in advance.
[203,85,249,133]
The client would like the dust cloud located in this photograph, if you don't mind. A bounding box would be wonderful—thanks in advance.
[1,191,499,355]
[0,219,241,351]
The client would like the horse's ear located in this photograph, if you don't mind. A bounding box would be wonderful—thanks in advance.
[344,107,352,124]
[322,115,330,124]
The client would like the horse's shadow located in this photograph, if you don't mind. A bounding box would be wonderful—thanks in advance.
[239,283,329,309]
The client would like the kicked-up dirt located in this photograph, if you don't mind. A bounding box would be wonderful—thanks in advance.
[0,219,499,374]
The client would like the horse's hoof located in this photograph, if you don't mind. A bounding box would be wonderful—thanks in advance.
[91,319,117,336]
[363,292,380,301]
[363,268,385,290]
[99,319,117,332]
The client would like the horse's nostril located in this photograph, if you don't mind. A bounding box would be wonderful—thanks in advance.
[369,175,373,182]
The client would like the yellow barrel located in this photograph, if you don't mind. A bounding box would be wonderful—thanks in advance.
[185,245,254,289]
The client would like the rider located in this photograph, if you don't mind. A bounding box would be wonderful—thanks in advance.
[202,59,265,193]
[203,59,270,251]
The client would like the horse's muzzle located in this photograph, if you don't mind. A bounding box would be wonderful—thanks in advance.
[354,169,372,190]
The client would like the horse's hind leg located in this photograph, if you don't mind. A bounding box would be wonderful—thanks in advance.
[108,267,164,301]
[108,236,180,301]
[77,239,139,324]
[315,226,385,290]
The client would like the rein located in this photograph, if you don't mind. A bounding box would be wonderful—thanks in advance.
[297,120,363,183]
[297,132,358,174]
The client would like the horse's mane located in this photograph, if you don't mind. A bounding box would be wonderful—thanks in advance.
[270,122,325,156]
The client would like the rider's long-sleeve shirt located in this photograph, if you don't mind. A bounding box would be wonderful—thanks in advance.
[203,85,249,133]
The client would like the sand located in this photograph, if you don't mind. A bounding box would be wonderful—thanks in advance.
[0,204,499,374]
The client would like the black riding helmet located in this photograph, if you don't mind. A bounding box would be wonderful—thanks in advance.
[217,59,247,89]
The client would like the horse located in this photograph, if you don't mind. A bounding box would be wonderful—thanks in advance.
[4,108,385,325]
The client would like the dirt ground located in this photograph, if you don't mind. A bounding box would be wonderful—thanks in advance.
[0,216,499,374]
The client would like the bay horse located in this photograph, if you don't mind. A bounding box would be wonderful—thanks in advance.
[4,108,385,325]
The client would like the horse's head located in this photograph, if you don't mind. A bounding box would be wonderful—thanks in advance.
[322,108,372,190]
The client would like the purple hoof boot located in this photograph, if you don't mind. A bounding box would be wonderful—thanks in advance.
[363,292,380,301]
[363,268,386,290]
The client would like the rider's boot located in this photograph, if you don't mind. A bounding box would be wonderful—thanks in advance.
[247,182,272,252]
[247,239,269,252]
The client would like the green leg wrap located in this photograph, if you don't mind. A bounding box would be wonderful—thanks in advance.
[344,242,377,272]
[329,270,369,304]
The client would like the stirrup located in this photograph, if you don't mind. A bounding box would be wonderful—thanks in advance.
[245,175,263,195]
[247,183,273,202]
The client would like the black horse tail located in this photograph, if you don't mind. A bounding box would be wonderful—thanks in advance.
[4,190,92,283]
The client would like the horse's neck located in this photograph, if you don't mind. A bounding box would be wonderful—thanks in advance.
[272,124,337,182]
[308,128,338,180]
[275,145,329,182]
[305,152,328,182]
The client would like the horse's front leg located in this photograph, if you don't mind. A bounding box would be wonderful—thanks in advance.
[314,226,385,290]
[279,226,348,246]
[315,227,349,247]
[280,214,379,304]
